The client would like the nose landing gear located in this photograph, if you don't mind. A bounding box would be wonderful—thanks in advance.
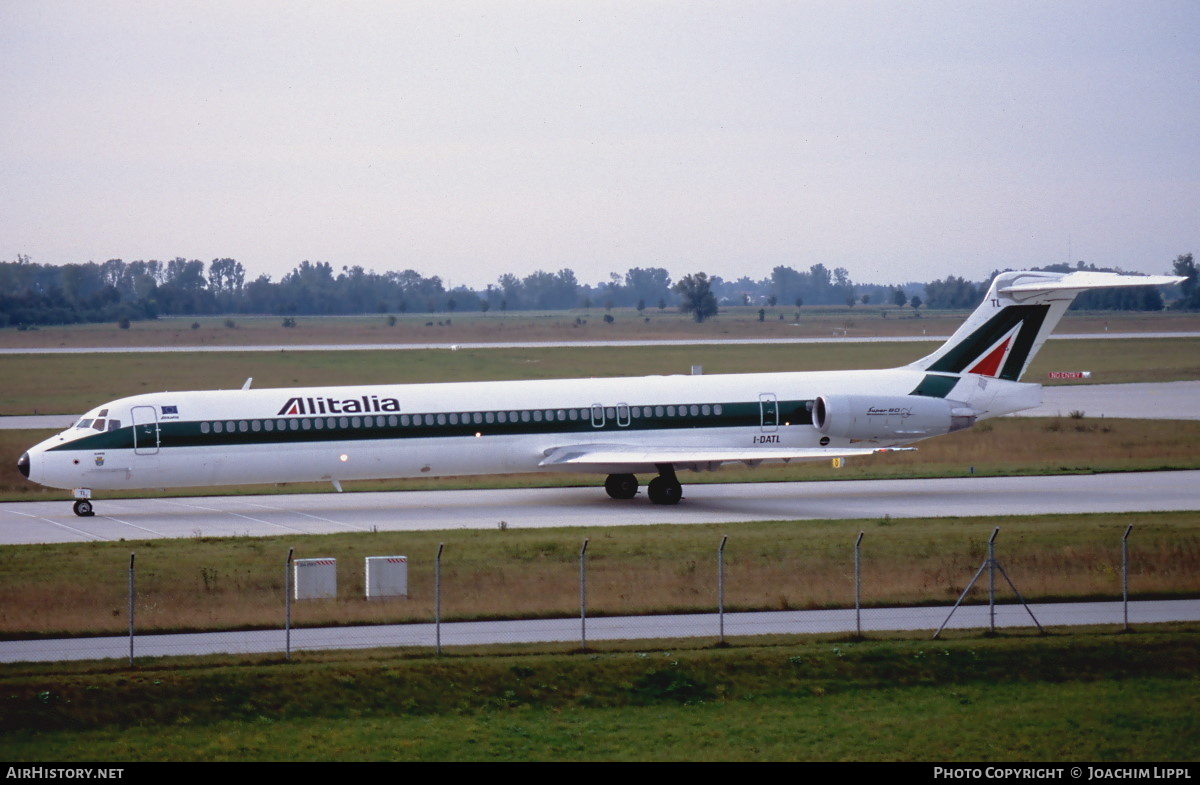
[72,489,95,517]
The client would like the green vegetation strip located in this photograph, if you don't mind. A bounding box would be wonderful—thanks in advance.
[1,632,1197,760]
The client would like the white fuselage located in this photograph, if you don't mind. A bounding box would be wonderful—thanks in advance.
[21,365,1038,492]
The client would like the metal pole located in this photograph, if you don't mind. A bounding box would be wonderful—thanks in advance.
[935,526,1041,638]
[854,531,864,638]
[435,542,444,655]
[1122,525,1133,632]
[285,547,293,661]
[579,538,589,650]
[128,553,135,666]
[718,535,728,644]
[988,527,999,634]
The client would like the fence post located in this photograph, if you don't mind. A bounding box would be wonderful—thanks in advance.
[579,538,589,650]
[128,553,135,666]
[1122,525,1133,631]
[988,527,998,633]
[717,535,728,644]
[854,532,864,638]
[284,547,293,661]
[435,542,444,655]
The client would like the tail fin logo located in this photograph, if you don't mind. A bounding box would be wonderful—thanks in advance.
[925,304,1050,381]
[964,325,1020,378]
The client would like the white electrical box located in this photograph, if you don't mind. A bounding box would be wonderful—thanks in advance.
[294,558,337,600]
[365,555,408,598]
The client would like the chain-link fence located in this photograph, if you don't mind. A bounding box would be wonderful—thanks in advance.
[3,524,1198,664]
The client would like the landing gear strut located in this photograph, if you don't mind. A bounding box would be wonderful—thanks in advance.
[604,473,639,499]
[647,464,683,506]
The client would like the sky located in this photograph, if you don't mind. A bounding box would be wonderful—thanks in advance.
[2,1,1198,289]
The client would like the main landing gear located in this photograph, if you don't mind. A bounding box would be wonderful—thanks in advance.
[604,465,683,506]
[604,473,639,499]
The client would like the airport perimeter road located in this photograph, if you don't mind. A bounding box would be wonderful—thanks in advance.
[4,599,1198,663]
[1,471,1196,545]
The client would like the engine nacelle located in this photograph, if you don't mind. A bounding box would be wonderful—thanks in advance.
[813,395,977,441]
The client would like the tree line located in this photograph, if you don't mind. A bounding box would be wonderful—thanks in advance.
[0,253,1192,329]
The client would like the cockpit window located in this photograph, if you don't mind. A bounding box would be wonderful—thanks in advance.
[92,419,106,431]
[108,420,121,431]
[75,419,93,430]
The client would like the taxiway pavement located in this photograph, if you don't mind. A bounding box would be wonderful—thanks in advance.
[1,470,1196,545]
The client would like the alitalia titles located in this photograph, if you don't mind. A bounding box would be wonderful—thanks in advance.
[277,395,402,417]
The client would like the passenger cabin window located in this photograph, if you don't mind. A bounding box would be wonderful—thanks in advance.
[189,400,739,444]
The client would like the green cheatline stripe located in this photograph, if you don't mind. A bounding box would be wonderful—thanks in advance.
[909,374,960,399]
[48,399,819,452]
[926,303,1049,381]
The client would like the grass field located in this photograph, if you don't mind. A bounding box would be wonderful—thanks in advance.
[4,305,1199,350]
[2,632,1197,761]
[3,336,1199,418]
[3,511,1197,637]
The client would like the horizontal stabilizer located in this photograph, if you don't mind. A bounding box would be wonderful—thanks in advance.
[999,271,1184,297]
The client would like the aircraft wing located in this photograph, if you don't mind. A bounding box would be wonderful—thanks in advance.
[539,444,910,469]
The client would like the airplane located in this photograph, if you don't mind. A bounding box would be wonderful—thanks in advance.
[18,269,1183,517]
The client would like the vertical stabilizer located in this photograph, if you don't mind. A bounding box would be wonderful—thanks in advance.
[908,270,1182,382]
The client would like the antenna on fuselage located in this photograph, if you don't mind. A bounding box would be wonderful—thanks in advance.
[241,378,253,390]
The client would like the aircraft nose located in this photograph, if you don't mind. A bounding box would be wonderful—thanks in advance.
[18,452,30,479]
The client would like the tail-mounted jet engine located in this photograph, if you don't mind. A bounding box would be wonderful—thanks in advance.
[813,395,977,441]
